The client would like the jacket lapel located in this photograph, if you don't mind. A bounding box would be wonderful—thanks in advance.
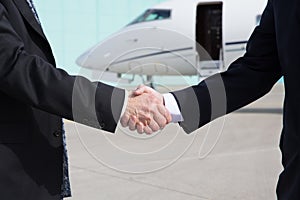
[12,0,47,40]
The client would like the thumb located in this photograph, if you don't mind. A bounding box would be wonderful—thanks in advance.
[133,85,147,96]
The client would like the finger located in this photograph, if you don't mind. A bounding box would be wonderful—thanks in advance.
[158,105,172,124]
[133,85,153,96]
[144,126,153,135]
[137,112,151,126]
[140,117,151,126]
[136,84,145,90]
[128,116,137,131]
[165,110,172,124]
[148,119,160,133]
[120,114,130,127]
[153,105,167,129]
[136,122,144,134]
[133,85,146,96]
[152,110,167,129]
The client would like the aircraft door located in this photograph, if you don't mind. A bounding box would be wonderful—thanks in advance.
[196,2,223,77]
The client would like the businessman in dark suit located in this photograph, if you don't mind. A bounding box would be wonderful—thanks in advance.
[0,0,171,199]
[126,0,299,199]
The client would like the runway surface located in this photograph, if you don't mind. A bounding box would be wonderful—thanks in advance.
[65,83,284,200]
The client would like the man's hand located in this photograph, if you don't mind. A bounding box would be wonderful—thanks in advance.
[120,85,172,134]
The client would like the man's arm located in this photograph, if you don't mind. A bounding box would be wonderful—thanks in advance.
[172,0,281,133]
[0,4,170,133]
[130,0,281,134]
[0,4,124,132]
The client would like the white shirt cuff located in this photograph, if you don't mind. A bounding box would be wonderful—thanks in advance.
[163,93,184,123]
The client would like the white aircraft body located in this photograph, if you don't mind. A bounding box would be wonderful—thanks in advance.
[76,0,267,84]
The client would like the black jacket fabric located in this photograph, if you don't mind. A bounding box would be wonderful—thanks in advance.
[173,0,299,199]
[0,0,124,199]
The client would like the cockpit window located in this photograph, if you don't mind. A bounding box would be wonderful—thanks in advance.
[128,9,171,25]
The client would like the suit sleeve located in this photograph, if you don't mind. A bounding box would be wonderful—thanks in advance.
[172,0,282,133]
[0,4,125,133]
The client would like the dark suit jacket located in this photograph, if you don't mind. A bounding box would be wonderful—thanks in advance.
[0,0,124,199]
[173,0,299,199]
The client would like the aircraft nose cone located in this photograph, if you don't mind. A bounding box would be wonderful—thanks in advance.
[76,50,91,67]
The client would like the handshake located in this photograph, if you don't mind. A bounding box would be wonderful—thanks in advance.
[120,85,180,134]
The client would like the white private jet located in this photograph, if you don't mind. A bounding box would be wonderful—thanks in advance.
[76,0,267,87]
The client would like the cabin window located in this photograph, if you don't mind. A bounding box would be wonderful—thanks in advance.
[128,9,171,25]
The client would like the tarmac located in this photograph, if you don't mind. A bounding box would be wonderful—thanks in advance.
[65,83,284,200]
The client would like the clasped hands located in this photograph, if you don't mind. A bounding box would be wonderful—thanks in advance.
[121,85,172,134]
